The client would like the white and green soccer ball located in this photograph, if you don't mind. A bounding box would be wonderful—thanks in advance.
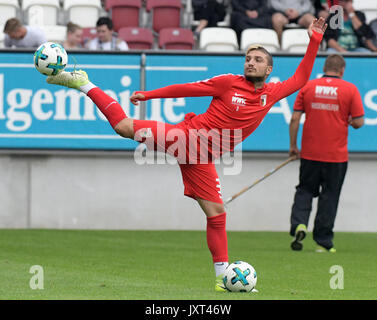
[223,261,257,292]
[34,42,68,76]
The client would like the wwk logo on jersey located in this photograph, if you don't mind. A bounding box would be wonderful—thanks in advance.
[231,93,246,106]
[315,85,338,99]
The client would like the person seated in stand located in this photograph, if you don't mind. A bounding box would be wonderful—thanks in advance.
[325,0,377,52]
[312,0,331,20]
[270,0,316,44]
[86,17,128,51]
[63,22,83,50]
[230,0,274,40]
[192,0,226,38]
[3,18,46,48]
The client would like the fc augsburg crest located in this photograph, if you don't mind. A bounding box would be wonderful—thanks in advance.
[260,94,267,106]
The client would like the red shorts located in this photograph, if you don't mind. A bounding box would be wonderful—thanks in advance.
[133,119,223,203]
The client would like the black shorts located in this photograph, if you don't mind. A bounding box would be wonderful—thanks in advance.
[193,0,226,25]
[274,11,313,24]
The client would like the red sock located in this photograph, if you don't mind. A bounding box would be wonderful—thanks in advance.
[206,212,228,263]
[87,87,127,128]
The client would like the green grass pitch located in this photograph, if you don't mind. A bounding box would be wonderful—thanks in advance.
[0,229,376,300]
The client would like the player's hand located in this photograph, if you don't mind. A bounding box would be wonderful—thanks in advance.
[130,92,145,105]
[289,146,300,160]
[308,17,327,38]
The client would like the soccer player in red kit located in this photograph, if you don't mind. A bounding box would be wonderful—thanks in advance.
[46,18,327,292]
[289,54,364,253]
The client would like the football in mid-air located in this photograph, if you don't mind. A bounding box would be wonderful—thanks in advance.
[223,261,257,292]
[34,42,68,76]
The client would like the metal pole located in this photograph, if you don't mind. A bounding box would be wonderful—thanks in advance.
[139,52,146,120]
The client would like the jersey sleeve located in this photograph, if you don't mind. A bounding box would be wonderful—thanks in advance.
[350,86,365,118]
[136,74,233,100]
[269,31,323,103]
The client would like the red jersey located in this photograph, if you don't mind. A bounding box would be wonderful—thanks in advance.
[137,31,323,158]
[294,75,364,162]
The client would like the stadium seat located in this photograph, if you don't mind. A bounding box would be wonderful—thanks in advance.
[283,23,300,29]
[0,0,19,26]
[40,25,67,43]
[146,0,182,33]
[159,28,194,50]
[106,0,142,31]
[63,0,102,28]
[353,0,377,23]
[22,0,60,26]
[81,27,97,46]
[240,28,280,52]
[199,27,238,52]
[118,27,154,49]
[281,29,309,53]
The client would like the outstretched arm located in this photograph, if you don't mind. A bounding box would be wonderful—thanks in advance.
[273,17,327,102]
[130,75,232,105]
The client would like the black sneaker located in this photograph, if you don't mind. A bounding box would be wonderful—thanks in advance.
[291,224,307,251]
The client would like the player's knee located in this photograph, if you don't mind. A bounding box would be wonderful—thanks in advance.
[114,118,134,139]
[216,206,226,215]
[210,203,226,216]
[197,198,225,217]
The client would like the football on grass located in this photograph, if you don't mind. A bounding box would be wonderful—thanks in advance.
[34,42,68,76]
[223,261,257,292]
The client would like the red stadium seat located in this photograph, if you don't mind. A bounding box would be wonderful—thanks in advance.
[106,0,142,31]
[146,0,182,33]
[118,27,154,49]
[81,27,97,46]
[159,28,194,50]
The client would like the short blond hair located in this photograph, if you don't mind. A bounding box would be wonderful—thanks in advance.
[3,18,22,34]
[246,44,273,67]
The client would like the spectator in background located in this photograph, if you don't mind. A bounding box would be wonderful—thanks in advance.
[3,18,46,48]
[192,0,226,38]
[371,19,377,47]
[63,22,83,50]
[325,0,339,8]
[270,0,316,44]
[325,0,377,52]
[230,0,273,39]
[312,0,330,19]
[87,17,128,51]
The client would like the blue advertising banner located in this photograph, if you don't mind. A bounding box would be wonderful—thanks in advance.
[145,54,377,152]
[1,51,376,151]
[0,52,140,149]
